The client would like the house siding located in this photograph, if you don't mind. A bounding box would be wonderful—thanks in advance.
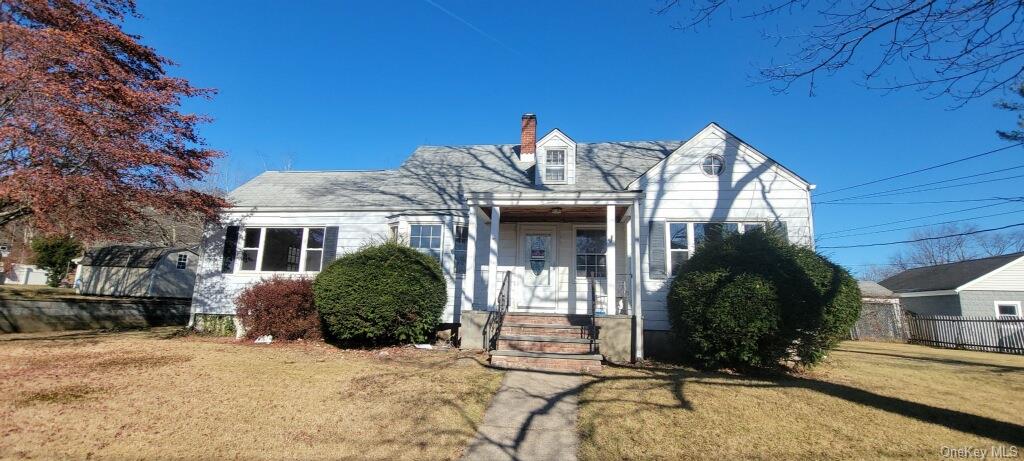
[960,257,1024,291]
[190,211,471,319]
[635,128,813,331]
[958,290,1024,317]
[900,295,962,316]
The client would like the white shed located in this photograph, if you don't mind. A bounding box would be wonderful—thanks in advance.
[75,245,199,298]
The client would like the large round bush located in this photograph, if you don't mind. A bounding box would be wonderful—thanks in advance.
[313,242,446,344]
[667,230,860,369]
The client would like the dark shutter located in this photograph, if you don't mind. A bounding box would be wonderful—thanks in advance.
[322,226,339,264]
[221,226,239,273]
[648,221,666,280]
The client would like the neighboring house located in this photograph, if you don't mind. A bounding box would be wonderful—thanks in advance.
[851,281,904,341]
[191,114,815,367]
[879,252,1024,319]
[76,245,199,298]
[3,264,49,286]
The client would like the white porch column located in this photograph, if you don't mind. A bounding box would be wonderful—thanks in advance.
[486,206,501,311]
[605,205,616,316]
[631,199,644,359]
[463,207,478,311]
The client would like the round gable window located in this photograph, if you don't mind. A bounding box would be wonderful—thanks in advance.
[702,154,724,176]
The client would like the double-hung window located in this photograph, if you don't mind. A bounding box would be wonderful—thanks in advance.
[575,229,607,277]
[238,227,326,273]
[410,224,442,261]
[545,149,566,182]
[175,254,188,270]
[669,223,689,275]
[453,225,468,276]
[692,223,740,248]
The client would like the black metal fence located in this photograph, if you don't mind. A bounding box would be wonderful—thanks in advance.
[904,314,1024,355]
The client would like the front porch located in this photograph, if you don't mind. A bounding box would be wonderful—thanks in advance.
[459,192,644,368]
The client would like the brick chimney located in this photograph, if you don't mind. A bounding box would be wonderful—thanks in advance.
[520,113,536,162]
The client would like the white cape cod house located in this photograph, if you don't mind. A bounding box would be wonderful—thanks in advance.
[191,115,814,371]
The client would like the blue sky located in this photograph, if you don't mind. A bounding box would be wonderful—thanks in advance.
[128,1,1023,273]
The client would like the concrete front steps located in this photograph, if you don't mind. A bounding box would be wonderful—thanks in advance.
[489,313,602,373]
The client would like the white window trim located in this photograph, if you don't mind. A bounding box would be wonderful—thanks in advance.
[663,221,766,276]
[453,223,469,278]
[574,224,608,280]
[236,226,326,275]
[408,221,445,263]
[994,301,1022,318]
[701,154,725,177]
[544,148,568,184]
[175,253,188,270]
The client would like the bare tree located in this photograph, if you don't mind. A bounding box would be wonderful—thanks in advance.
[888,223,981,270]
[656,1,1024,104]
[976,228,1024,256]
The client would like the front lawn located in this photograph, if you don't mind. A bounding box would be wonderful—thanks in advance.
[579,341,1024,460]
[0,328,503,460]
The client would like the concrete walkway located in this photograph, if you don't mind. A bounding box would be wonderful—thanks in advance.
[463,370,582,461]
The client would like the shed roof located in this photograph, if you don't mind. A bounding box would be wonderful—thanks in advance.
[878,252,1024,293]
[80,245,194,268]
[227,141,684,210]
[858,280,895,298]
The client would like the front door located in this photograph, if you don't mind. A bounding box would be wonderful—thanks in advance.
[519,228,557,311]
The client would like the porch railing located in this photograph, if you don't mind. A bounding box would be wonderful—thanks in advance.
[483,270,511,351]
[589,274,633,316]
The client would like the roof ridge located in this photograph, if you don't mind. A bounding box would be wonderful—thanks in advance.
[901,251,1024,272]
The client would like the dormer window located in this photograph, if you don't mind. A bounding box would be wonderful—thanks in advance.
[545,149,566,182]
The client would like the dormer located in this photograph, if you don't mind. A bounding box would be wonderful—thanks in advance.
[534,128,576,186]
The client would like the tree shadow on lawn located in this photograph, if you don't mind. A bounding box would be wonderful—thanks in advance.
[475,363,1024,457]
[833,346,1024,373]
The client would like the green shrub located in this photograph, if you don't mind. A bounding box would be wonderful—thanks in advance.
[313,242,446,344]
[667,230,860,369]
[31,235,83,287]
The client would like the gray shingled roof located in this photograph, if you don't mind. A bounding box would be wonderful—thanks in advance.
[858,280,895,298]
[879,252,1024,293]
[228,141,684,210]
[80,245,194,268]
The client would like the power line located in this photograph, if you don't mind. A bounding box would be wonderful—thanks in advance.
[817,208,1024,241]
[817,222,1024,249]
[811,202,1011,235]
[815,173,1024,203]
[815,166,1024,203]
[815,143,1023,197]
[814,197,1024,205]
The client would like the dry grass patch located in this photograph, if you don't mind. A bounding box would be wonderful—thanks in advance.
[578,341,1024,460]
[0,328,503,460]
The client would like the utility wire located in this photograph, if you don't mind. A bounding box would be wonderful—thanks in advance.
[815,143,1023,197]
[815,197,1024,205]
[815,173,1024,203]
[815,166,1024,203]
[817,223,1024,249]
[817,202,1015,237]
[817,208,1024,241]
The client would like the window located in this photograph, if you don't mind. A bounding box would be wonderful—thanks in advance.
[666,222,776,275]
[545,149,566,182]
[238,227,326,272]
[241,228,261,271]
[389,224,399,242]
[175,253,188,270]
[702,154,724,176]
[996,301,1021,319]
[669,223,688,275]
[410,224,442,261]
[453,225,468,275]
[575,229,606,277]
[304,228,325,272]
[261,228,303,271]
[693,223,739,248]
